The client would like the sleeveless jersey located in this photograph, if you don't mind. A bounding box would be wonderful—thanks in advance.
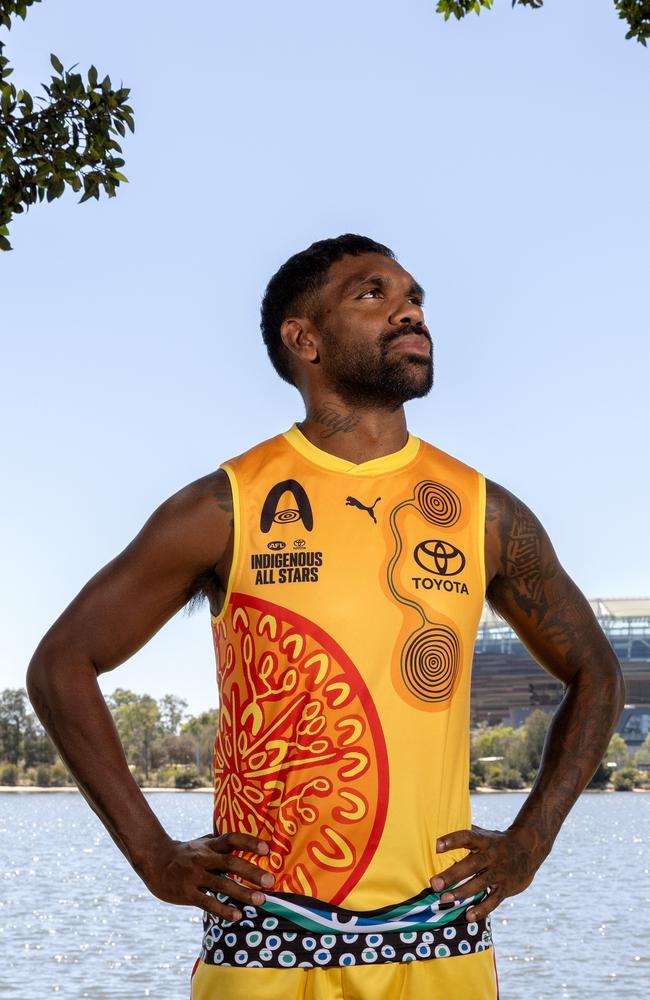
[206,423,489,970]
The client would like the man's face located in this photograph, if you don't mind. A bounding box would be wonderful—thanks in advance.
[311,253,433,407]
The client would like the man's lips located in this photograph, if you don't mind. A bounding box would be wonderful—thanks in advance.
[387,334,431,357]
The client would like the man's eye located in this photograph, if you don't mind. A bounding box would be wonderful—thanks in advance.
[360,289,381,298]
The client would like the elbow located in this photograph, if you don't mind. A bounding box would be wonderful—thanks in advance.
[571,652,626,730]
[26,644,55,711]
[598,651,626,727]
[613,660,626,722]
[26,633,94,711]
[26,641,47,701]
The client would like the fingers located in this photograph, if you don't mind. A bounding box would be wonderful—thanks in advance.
[436,828,485,854]
[205,849,275,888]
[190,889,243,922]
[209,833,270,856]
[439,872,490,904]
[432,828,490,894]
[201,873,267,908]
[431,827,538,923]
[148,833,277,920]
[431,854,483,894]
[466,886,506,922]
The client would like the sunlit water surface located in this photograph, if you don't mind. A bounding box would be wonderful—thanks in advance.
[1,791,648,999]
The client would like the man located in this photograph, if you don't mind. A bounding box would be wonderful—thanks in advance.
[27,234,624,999]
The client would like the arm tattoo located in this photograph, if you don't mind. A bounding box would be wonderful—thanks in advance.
[503,500,546,614]
[486,481,625,849]
[186,472,233,614]
[211,471,234,520]
[488,486,576,649]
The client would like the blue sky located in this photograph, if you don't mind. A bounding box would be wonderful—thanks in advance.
[1,0,649,717]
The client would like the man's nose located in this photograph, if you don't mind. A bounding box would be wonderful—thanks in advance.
[389,300,425,328]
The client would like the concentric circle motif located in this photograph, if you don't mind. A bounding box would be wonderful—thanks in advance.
[401,625,461,703]
[414,481,461,528]
[273,508,301,524]
[212,593,388,904]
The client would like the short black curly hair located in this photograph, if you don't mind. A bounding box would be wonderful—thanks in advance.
[260,234,395,385]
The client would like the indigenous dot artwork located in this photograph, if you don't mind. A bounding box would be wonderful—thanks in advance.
[200,899,493,969]
[414,480,461,527]
[401,625,461,704]
[211,593,389,903]
[384,480,466,711]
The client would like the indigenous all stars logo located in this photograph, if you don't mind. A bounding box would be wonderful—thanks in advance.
[260,480,314,532]
[255,483,320,585]
[211,593,389,904]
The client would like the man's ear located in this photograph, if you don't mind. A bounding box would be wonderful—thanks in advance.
[280,317,320,366]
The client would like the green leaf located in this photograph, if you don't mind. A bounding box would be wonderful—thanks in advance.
[46,177,65,202]
[1,83,13,114]
[1,4,135,247]
[0,234,13,251]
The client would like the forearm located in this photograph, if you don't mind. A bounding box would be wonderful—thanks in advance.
[26,652,171,879]
[510,657,625,851]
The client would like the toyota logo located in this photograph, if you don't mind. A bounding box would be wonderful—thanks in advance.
[413,540,466,576]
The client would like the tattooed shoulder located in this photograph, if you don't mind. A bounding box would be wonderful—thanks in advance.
[485,480,556,619]
[184,470,233,615]
[210,469,233,519]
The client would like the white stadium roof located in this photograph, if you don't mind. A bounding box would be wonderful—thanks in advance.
[480,597,650,625]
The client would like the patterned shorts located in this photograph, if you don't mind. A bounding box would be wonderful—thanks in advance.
[199,885,492,969]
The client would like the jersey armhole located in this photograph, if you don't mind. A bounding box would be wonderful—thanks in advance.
[210,461,241,627]
[477,471,487,598]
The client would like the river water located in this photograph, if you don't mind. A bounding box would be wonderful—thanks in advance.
[0,791,648,999]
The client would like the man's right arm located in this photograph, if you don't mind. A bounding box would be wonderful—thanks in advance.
[26,470,273,922]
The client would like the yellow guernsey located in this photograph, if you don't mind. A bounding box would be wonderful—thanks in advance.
[210,423,486,916]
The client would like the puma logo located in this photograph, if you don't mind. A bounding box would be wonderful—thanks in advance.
[345,495,381,524]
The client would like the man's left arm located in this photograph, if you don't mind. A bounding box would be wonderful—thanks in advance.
[430,479,625,920]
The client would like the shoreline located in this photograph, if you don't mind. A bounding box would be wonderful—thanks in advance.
[1,785,647,793]
[0,785,215,793]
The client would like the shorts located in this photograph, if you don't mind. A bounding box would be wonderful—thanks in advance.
[190,948,499,999]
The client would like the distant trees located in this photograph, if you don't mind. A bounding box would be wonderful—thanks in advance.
[2,686,647,790]
[1,686,218,788]
[605,732,632,768]
[436,0,650,46]
[107,689,163,783]
[470,709,552,789]
[470,709,649,790]
[0,686,55,768]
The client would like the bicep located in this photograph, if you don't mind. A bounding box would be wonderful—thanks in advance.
[485,484,616,684]
[33,473,232,675]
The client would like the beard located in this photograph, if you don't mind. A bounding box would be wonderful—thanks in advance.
[320,325,434,408]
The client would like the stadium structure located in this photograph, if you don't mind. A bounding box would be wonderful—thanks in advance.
[471,597,650,749]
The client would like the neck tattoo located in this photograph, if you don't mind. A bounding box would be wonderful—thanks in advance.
[310,404,361,439]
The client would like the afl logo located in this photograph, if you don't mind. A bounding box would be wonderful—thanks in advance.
[414,540,466,577]
[267,540,286,551]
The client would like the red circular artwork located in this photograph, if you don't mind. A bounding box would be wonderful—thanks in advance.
[212,592,388,905]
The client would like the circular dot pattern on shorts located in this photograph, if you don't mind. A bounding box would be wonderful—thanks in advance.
[200,908,493,968]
